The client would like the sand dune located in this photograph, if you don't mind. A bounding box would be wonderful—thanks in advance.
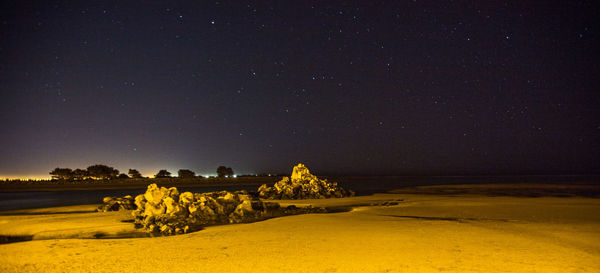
[0,188,599,272]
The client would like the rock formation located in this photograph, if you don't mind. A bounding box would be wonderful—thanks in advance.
[131,184,284,235]
[96,195,136,212]
[99,164,353,235]
[258,163,354,199]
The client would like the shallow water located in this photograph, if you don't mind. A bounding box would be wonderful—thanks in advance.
[0,185,258,211]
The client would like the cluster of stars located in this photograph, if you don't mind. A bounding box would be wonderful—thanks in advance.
[0,1,596,176]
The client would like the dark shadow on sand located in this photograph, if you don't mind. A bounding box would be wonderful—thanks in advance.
[0,235,34,244]
[380,214,511,223]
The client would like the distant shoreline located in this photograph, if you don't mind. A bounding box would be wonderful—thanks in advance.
[1,174,598,193]
[0,177,282,193]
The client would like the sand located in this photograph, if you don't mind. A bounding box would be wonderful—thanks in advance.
[0,187,599,272]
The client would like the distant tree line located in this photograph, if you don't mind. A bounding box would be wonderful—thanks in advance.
[50,164,120,180]
[216,166,234,178]
[48,164,236,180]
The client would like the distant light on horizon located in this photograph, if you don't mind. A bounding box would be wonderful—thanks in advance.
[0,175,51,180]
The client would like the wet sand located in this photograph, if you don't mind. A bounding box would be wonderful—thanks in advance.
[0,184,599,272]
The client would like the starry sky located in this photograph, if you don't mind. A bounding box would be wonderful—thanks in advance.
[1,1,598,178]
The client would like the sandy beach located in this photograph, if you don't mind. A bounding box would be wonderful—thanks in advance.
[1,184,599,272]
[2,0,597,271]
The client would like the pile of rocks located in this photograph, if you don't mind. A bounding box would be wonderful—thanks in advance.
[131,184,283,235]
[97,164,354,235]
[96,195,136,212]
[258,163,354,199]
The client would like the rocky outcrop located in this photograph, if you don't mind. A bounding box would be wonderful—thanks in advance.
[96,195,136,212]
[131,184,284,235]
[258,163,354,199]
[101,165,353,235]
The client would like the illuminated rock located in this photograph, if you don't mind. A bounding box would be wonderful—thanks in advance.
[144,183,167,204]
[164,197,184,216]
[134,194,146,210]
[290,163,314,181]
[258,163,354,199]
[144,201,165,217]
[144,184,179,205]
[131,184,282,235]
[179,192,194,204]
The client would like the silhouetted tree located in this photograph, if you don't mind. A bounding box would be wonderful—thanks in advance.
[86,164,119,180]
[49,168,73,180]
[216,166,227,178]
[72,168,89,180]
[117,173,129,179]
[155,169,171,178]
[178,169,195,178]
[216,166,234,178]
[128,169,143,178]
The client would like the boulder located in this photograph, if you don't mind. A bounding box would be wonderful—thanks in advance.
[144,201,165,217]
[257,163,354,199]
[179,192,194,204]
[291,164,313,180]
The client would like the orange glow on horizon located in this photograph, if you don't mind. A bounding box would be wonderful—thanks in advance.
[0,175,52,181]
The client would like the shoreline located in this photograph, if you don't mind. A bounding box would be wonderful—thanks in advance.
[1,174,598,193]
[1,182,598,212]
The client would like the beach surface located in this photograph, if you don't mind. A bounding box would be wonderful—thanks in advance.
[0,184,599,272]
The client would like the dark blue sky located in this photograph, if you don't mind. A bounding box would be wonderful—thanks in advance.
[1,1,598,178]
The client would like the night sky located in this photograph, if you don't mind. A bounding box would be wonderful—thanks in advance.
[1,1,598,178]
